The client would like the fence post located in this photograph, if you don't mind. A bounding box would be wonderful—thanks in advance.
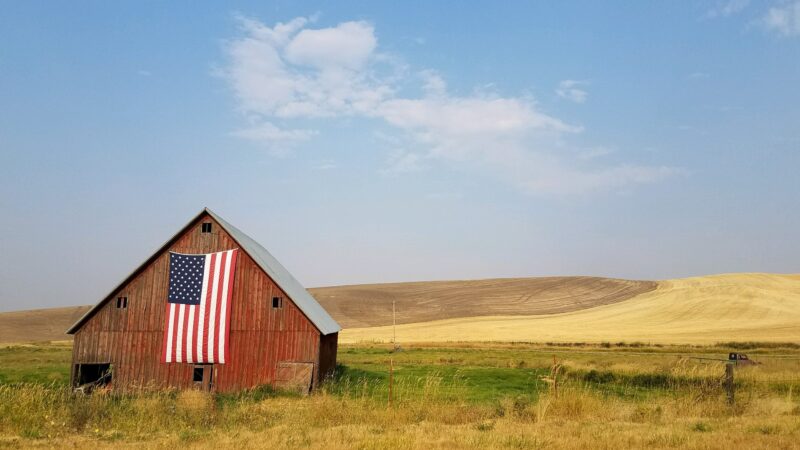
[553,355,559,399]
[725,363,735,405]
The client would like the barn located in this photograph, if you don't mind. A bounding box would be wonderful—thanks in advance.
[66,208,340,393]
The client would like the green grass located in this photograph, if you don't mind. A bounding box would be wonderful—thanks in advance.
[1,342,799,448]
[328,362,548,403]
[0,343,72,385]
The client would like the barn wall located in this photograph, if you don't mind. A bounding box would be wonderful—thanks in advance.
[318,332,339,383]
[72,213,327,392]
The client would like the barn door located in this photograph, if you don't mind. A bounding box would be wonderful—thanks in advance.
[193,364,214,391]
[275,362,315,394]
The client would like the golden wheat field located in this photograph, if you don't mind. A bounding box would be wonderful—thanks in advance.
[341,274,800,344]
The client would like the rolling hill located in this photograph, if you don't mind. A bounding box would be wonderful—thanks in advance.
[1,274,798,345]
[311,276,655,328]
[340,273,800,344]
[0,306,91,344]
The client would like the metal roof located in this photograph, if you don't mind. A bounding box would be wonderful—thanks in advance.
[204,209,341,335]
[66,208,341,335]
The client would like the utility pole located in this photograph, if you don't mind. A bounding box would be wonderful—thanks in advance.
[392,298,397,351]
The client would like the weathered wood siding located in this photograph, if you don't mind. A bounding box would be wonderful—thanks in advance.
[72,213,328,392]
[318,332,338,381]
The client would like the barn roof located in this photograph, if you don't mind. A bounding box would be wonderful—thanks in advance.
[66,208,341,335]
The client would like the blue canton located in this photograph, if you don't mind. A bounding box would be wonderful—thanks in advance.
[168,253,205,305]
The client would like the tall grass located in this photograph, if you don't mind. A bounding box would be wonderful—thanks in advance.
[2,343,799,448]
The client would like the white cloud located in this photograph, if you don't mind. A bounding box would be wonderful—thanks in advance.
[706,0,750,18]
[555,80,588,104]
[222,16,676,195]
[285,21,376,69]
[383,150,426,174]
[231,122,316,144]
[761,1,800,37]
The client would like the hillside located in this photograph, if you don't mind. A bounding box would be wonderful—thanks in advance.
[0,276,653,343]
[0,306,90,344]
[310,276,655,328]
[340,273,800,344]
[3,274,798,345]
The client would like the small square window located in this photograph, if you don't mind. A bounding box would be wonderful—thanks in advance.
[193,367,204,382]
[272,297,283,308]
[201,223,212,233]
[116,297,128,309]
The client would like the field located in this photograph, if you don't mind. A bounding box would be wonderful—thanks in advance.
[0,306,91,344]
[5,273,799,346]
[1,342,800,448]
[342,274,800,344]
[0,276,654,343]
[312,276,655,328]
[2,272,799,447]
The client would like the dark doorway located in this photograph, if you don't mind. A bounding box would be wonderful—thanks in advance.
[73,363,112,391]
[193,364,214,391]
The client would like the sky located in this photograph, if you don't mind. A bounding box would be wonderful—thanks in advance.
[1,1,799,312]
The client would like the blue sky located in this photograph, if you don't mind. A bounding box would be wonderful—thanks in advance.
[1,1,799,311]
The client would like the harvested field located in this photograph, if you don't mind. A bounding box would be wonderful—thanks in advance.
[311,276,656,328]
[0,306,90,344]
[0,277,654,343]
[341,273,800,344]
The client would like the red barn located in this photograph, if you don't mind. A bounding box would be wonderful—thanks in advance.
[66,208,340,392]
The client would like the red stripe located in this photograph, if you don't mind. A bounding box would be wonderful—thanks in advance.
[192,302,201,363]
[212,251,228,363]
[222,250,238,363]
[170,303,179,362]
[202,253,217,363]
[161,302,171,363]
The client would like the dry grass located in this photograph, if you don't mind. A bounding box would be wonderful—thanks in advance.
[2,342,799,448]
[341,273,800,344]
[1,381,798,448]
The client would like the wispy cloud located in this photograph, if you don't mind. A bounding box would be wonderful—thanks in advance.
[555,80,588,103]
[760,1,800,37]
[313,160,338,170]
[221,15,677,195]
[230,122,316,155]
[687,72,710,80]
[705,0,750,19]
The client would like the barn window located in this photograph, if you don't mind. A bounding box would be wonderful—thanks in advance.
[73,363,112,391]
[116,297,128,309]
[193,364,214,390]
[272,296,283,308]
[201,222,212,233]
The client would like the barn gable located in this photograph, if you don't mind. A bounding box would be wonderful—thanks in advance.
[66,208,340,336]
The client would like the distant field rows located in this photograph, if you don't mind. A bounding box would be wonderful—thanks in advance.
[0,276,653,343]
[2,273,798,345]
[340,274,800,344]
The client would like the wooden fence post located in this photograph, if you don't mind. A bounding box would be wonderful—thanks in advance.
[553,355,559,399]
[725,363,735,405]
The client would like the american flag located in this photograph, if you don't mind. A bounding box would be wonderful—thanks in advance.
[162,249,238,364]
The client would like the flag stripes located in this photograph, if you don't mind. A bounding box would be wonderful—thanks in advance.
[162,249,238,364]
